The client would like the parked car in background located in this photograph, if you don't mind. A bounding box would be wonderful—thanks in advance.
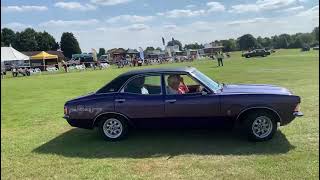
[242,49,271,58]
[313,46,319,50]
[301,45,310,51]
[64,67,303,142]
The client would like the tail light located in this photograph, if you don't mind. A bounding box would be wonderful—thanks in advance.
[294,103,300,112]
[64,106,68,115]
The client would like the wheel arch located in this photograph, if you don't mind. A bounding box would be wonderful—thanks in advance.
[92,112,134,128]
[236,107,282,125]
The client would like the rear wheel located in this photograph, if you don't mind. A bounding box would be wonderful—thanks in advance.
[98,116,128,141]
[244,111,277,141]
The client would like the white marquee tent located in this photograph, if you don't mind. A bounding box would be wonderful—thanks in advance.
[1,47,30,66]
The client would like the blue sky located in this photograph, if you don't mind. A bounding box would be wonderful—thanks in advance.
[1,0,319,52]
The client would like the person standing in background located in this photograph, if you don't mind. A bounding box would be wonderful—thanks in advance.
[217,51,224,67]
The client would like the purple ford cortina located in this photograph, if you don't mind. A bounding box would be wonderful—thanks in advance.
[63,67,303,141]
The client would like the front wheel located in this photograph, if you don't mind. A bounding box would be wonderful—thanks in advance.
[99,117,128,141]
[244,111,277,141]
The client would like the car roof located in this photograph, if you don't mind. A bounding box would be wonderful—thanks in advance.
[120,67,196,76]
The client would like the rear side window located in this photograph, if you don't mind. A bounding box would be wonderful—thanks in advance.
[96,75,130,93]
[123,75,162,95]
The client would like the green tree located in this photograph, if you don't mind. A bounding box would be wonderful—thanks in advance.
[97,48,106,57]
[289,34,303,48]
[1,28,16,47]
[184,42,204,50]
[155,47,162,51]
[277,34,291,48]
[238,34,258,50]
[53,42,60,50]
[145,46,155,52]
[167,39,183,50]
[312,26,319,41]
[221,39,237,52]
[19,28,38,51]
[60,32,82,58]
[36,31,58,51]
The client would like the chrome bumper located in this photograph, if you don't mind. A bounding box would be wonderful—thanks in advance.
[293,111,303,117]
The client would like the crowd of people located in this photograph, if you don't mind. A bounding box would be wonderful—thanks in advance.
[4,51,231,78]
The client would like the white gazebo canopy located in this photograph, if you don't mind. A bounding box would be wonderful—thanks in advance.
[1,47,30,62]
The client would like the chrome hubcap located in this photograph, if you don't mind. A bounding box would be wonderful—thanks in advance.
[103,118,123,138]
[252,116,273,138]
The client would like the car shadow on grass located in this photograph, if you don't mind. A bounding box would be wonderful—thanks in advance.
[33,128,295,159]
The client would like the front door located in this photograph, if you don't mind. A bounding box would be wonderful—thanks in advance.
[115,74,164,128]
[164,73,220,128]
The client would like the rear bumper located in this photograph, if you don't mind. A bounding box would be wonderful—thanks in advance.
[293,111,303,117]
[63,115,93,129]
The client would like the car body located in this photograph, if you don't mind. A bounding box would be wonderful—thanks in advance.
[64,67,303,141]
[242,49,271,58]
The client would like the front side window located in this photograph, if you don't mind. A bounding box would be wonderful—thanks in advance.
[165,74,206,95]
[123,75,162,95]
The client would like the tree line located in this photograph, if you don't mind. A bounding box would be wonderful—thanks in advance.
[184,26,319,51]
[1,28,81,58]
[1,26,318,59]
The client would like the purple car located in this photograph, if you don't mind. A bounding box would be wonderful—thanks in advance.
[63,67,303,141]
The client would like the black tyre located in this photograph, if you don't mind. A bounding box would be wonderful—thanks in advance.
[245,55,250,58]
[98,116,128,141]
[244,111,277,141]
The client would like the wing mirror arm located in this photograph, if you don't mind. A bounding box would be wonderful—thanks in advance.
[201,91,208,95]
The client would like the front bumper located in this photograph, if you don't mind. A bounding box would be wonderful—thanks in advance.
[293,111,304,117]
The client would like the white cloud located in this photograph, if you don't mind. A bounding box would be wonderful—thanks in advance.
[106,15,154,23]
[54,2,96,11]
[157,9,206,18]
[163,24,178,30]
[207,2,225,12]
[188,21,216,32]
[2,22,32,30]
[39,19,99,28]
[296,5,319,17]
[229,0,297,13]
[90,0,133,6]
[122,24,150,31]
[158,2,224,18]
[227,18,269,25]
[281,5,304,12]
[186,4,196,8]
[2,5,48,12]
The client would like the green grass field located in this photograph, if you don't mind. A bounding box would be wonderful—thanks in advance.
[1,49,319,179]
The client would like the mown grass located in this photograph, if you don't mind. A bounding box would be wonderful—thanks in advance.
[1,49,319,179]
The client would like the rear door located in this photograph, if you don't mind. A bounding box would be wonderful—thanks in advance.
[114,74,165,128]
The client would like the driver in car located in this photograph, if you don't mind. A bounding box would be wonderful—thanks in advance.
[167,75,188,94]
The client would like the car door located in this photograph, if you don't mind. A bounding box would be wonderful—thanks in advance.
[164,73,220,128]
[114,74,165,128]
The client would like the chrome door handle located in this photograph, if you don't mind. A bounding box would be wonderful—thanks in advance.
[165,99,176,103]
[115,99,126,103]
